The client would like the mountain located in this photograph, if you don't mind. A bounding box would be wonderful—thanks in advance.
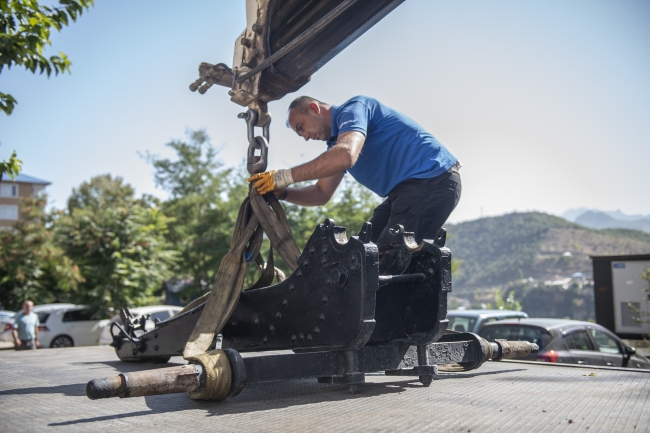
[445,212,650,290]
[561,208,650,232]
[575,211,650,232]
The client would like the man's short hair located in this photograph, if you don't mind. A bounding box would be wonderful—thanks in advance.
[286,96,327,128]
[288,96,325,114]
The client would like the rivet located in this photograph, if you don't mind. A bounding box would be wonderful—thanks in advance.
[309,246,316,255]
[314,326,320,334]
[269,325,275,334]
[262,337,268,344]
[289,284,295,292]
[275,312,282,320]
[252,316,260,327]
[231,320,237,327]
[303,259,309,267]
[322,295,328,304]
[282,299,289,308]
[319,313,326,321]
[307,334,313,341]
[325,277,332,285]
[296,270,303,277]
[154,345,159,351]
[132,349,138,356]
[299,333,305,341]
[291,334,297,343]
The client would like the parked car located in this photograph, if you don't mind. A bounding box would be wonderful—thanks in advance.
[99,305,182,345]
[478,318,650,369]
[34,304,110,348]
[0,310,16,343]
[446,309,529,334]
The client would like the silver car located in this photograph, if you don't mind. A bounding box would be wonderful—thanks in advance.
[478,318,650,369]
[447,309,529,334]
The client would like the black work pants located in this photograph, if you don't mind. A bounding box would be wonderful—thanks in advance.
[369,170,461,246]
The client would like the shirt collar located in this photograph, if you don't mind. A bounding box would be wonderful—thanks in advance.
[328,105,339,146]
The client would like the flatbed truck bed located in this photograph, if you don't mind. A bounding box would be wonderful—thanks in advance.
[1,346,648,432]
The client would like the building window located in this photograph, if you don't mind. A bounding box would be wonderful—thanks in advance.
[0,183,18,197]
[0,205,18,220]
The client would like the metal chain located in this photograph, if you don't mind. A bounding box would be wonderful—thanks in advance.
[238,109,271,175]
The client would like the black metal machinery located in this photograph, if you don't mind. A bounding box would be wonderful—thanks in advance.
[88,220,538,401]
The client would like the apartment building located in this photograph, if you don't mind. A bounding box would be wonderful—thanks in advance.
[0,173,51,230]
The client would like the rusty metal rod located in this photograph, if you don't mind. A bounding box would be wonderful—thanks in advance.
[490,340,539,361]
[86,364,204,400]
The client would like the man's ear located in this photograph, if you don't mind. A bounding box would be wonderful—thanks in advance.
[308,102,321,115]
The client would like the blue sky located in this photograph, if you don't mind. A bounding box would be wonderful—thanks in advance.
[1,0,649,223]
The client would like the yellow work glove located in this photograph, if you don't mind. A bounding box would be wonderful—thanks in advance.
[248,169,295,195]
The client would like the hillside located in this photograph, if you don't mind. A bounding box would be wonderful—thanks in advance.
[445,212,650,290]
[575,210,650,232]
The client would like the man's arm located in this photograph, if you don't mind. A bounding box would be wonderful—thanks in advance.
[291,131,365,182]
[34,323,39,348]
[12,328,20,347]
[282,171,345,206]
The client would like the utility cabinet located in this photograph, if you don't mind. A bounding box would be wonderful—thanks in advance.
[591,254,650,339]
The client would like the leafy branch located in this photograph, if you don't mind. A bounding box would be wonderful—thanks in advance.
[0,150,22,181]
[0,0,95,115]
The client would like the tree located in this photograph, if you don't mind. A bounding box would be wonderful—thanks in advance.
[145,130,240,300]
[0,150,22,181]
[67,173,136,213]
[1,0,94,115]
[493,289,523,311]
[56,175,176,316]
[0,196,82,310]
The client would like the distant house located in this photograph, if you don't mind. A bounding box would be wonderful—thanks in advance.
[0,173,51,230]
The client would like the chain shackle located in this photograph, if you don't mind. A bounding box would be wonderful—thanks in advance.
[238,108,271,175]
[247,136,268,174]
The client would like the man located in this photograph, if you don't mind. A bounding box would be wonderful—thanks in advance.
[12,300,39,350]
[249,95,461,246]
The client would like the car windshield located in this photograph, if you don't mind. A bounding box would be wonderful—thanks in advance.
[447,316,477,333]
[478,325,552,350]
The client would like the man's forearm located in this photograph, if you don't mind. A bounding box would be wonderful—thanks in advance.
[283,184,330,206]
[291,131,365,182]
[12,329,18,344]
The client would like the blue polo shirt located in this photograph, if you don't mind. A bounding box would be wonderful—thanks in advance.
[327,96,456,197]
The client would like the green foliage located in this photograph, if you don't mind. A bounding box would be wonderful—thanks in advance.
[67,173,136,213]
[0,196,82,310]
[493,289,522,311]
[446,212,578,288]
[144,130,240,299]
[56,175,177,317]
[599,228,650,245]
[0,150,22,181]
[0,0,94,114]
[506,280,595,320]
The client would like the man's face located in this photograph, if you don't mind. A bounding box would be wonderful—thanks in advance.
[288,105,331,142]
[23,301,33,314]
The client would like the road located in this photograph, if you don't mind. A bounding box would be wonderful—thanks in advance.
[0,346,648,432]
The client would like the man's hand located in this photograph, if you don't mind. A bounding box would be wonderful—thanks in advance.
[14,339,21,348]
[248,169,294,195]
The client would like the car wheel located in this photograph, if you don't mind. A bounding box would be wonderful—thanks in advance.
[50,335,74,348]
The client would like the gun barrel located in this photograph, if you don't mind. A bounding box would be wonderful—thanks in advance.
[86,364,203,400]
[490,340,539,361]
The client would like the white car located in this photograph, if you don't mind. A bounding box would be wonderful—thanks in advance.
[99,305,182,346]
[34,304,110,348]
[0,310,16,343]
